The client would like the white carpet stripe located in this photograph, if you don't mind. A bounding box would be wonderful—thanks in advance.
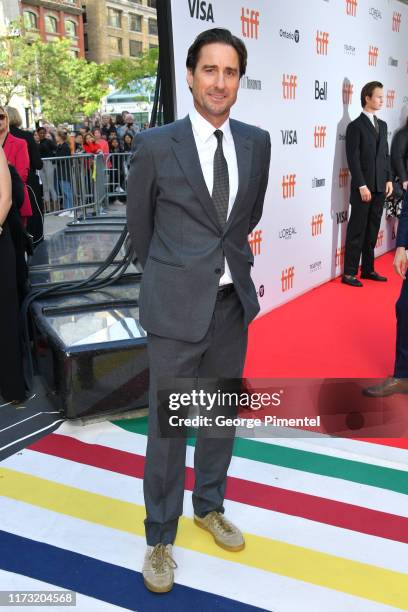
[25,425,408,518]
[0,501,402,612]
[0,570,129,612]
[2,453,408,574]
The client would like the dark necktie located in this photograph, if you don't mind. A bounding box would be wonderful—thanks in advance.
[212,130,229,228]
[373,115,379,137]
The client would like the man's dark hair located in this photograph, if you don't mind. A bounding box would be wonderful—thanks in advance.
[361,81,383,108]
[186,28,247,78]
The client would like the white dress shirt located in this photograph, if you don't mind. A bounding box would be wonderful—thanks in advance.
[189,107,239,286]
[362,109,377,127]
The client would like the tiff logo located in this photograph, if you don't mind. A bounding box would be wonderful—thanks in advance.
[314,125,327,147]
[335,246,345,267]
[282,174,296,198]
[343,82,353,104]
[241,7,260,39]
[248,229,262,256]
[368,45,379,66]
[282,74,297,99]
[346,0,357,16]
[339,168,349,187]
[392,12,401,32]
[281,267,295,292]
[311,213,324,236]
[386,89,396,108]
[316,30,329,55]
[376,230,384,248]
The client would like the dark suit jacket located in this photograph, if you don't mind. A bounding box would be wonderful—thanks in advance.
[391,126,408,182]
[346,113,391,193]
[127,115,271,342]
[396,191,408,248]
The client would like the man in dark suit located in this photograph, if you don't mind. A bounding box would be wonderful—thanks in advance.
[127,28,270,593]
[342,81,393,287]
[364,194,408,396]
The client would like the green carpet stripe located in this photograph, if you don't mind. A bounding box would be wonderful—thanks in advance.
[112,418,408,496]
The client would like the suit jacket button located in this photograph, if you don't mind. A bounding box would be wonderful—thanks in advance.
[215,268,221,274]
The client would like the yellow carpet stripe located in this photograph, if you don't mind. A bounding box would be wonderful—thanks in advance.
[1,466,407,610]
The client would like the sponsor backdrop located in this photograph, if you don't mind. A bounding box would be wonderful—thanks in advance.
[169,0,408,314]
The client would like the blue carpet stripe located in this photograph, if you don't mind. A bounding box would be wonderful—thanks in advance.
[0,530,267,612]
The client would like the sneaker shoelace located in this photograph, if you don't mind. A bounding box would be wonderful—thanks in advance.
[150,544,178,575]
[208,512,234,535]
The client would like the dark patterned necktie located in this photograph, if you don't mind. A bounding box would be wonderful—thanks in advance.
[373,115,379,138]
[212,130,229,228]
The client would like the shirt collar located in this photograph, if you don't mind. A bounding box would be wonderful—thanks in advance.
[189,106,232,145]
[362,110,376,123]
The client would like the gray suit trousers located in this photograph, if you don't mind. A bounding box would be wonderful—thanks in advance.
[143,289,248,545]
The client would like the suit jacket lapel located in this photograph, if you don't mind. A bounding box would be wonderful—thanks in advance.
[360,113,378,142]
[171,116,221,230]
[227,120,253,228]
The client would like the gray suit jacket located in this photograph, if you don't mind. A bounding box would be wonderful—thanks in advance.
[126,115,271,342]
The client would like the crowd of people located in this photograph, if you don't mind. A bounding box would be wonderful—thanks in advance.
[0,106,149,404]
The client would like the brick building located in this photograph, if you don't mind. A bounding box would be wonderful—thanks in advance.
[82,0,158,64]
[20,0,85,57]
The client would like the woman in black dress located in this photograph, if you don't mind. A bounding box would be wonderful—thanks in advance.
[0,147,26,403]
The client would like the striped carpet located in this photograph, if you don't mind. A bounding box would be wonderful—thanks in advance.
[0,416,407,611]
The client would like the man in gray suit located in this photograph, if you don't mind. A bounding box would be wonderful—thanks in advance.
[127,28,271,593]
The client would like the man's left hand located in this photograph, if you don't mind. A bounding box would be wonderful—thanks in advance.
[385,181,393,197]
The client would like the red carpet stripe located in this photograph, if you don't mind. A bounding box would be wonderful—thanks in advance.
[355,437,408,450]
[28,433,408,545]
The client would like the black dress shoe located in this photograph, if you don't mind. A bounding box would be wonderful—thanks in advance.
[363,377,408,397]
[360,271,387,282]
[342,275,363,287]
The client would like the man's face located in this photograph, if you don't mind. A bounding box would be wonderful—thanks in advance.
[125,114,133,125]
[366,87,384,112]
[187,42,241,127]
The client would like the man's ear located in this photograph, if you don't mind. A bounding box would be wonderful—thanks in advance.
[186,69,194,90]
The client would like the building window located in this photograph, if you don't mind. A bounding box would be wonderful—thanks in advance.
[65,20,77,38]
[129,14,142,32]
[107,8,122,29]
[149,43,158,50]
[108,36,123,55]
[148,18,157,36]
[84,32,89,52]
[45,15,58,34]
[24,10,38,30]
[129,40,143,57]
[147,0,157,8]
[129,0,142,3]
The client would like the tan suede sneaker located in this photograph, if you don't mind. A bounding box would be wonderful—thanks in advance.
[194,511,245,552]
[142,543,177,593]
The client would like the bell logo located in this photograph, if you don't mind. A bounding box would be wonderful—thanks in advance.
[314,126,327,148]
[346,0,357,16]
[281,267,295,292]
[282,74,297,99]
[316,31,329,55]
[386,89,396,108]
[241,7,260,39]
[376,230,384,248]
[188,0,214,21]
[342,82,353,104]
[368,45,379,66]
[311,213,324,236]
[392,12,401,32]
[248,229,262,256]
[282,174,296,198]
[339,168,349,187]
[335,246,345,267]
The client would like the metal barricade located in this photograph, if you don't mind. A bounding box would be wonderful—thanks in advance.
[41,153,104,219]
[104,152,132,204]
